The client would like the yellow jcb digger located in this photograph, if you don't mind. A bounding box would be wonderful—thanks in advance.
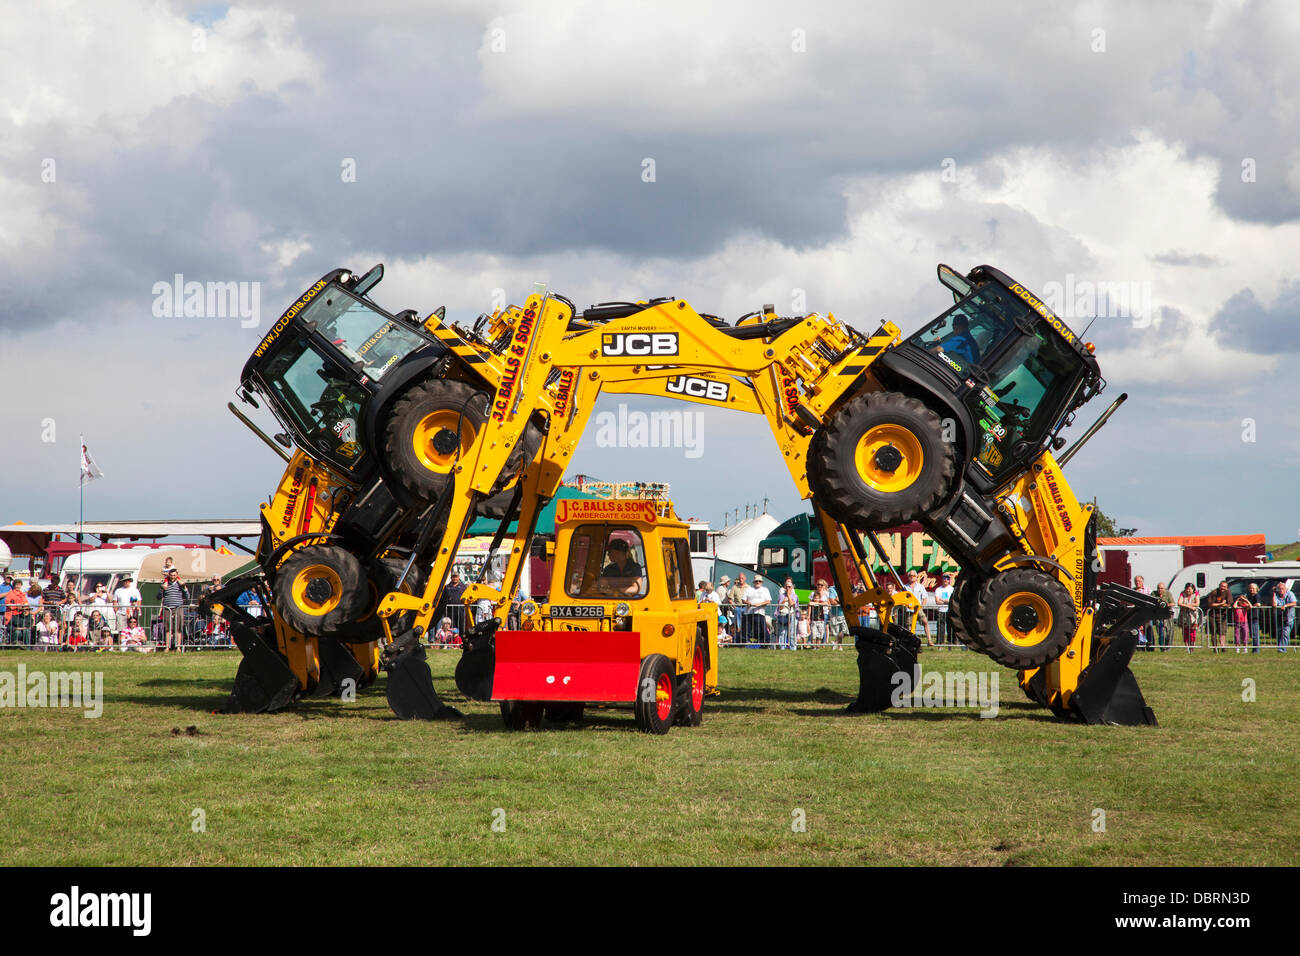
[214,262,1165,725]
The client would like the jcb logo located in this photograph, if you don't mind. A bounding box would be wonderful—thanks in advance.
[665,375,729,401]
[601,332,678,356]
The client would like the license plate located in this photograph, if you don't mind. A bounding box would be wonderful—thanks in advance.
[550,605,606,619]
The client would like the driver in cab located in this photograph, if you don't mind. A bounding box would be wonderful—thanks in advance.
[599,539,644,596]
[931,313,980,366]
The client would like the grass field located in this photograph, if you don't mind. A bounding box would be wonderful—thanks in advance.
[1,646,1296,866]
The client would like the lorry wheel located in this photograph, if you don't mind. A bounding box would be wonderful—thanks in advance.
[810,391,956,528]
[544,702,585,723]
[274,546,369,638]
[675,635,707,727]
[385,379,490,503]
[500,699,544,730]
[634,654,676,735]
[972,569,1076,669]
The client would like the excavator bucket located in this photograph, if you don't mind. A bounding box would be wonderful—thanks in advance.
[224,620,300,714]
[455,619,501,702]
[1069,629,1156,725]
[846,623,921,713]
[1066,584,1165,726]
[490,630,641,702]
[313,637,366,699]
[383,633,462,721]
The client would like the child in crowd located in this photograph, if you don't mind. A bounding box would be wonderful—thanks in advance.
[796,608,811,648]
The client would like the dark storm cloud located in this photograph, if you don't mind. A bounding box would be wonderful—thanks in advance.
[8,0,1300,337]
[1209,283,1300,354]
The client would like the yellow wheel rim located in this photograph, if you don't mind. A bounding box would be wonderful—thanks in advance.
[412,410,477,473]
[996,591,1053,647]
[291,564,343,617]
[854,424,924,492]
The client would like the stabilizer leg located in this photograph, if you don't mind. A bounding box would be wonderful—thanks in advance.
[383,630,463,721]
[454,618,500,702]
[224,621,300,714]
[846,623,921,713]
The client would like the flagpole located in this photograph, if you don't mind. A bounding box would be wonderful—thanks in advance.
[78,434,84,595]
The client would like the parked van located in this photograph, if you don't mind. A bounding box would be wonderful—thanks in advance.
[59,546,256,606]
[1168,561,1300,607]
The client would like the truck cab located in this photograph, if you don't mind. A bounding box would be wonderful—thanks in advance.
[491,497,718,733]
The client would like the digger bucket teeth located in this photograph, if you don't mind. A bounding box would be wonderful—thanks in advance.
[1070,628,1157,726]
[223,621,300,714]
[314,636,366,699]
[454,618,501,702]
[846,623,921,713]
[384,636,463,721]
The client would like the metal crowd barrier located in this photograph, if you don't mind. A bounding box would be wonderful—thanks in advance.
[3,597,1291,654]
[1165,603,1295,652]
[0,602,240,652]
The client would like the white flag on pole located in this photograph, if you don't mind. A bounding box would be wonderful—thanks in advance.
[80,439,105,485]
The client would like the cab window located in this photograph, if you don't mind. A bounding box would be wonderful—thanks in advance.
[668,538,695,600]
[969,329,1082,481]
[262,340,367,466]
[564,525,648,599]
[909,284,1022,374]
[304,287,426,380]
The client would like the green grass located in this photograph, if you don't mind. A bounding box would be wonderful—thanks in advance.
[1,646,1296,866]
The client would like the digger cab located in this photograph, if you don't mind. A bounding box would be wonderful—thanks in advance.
[238,265,446,482]
[489,498,718,733]
[878,264,1104,495]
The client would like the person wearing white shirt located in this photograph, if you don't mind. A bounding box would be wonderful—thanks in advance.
[743,576,773,645]
[113,575,142,634]
[933,572,955,645]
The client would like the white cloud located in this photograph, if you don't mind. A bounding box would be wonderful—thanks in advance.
[0,2,316,132]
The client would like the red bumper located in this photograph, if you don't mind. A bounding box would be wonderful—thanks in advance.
[492,630,641,702]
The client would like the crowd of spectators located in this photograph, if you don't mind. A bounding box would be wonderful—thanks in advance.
[1134,575,1294,653]
[0,568,254,652]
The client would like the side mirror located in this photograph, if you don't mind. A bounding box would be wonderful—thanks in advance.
[239,388,259,409]
[937,263,973,303]
[353,264,384,297]
[273,433,292,449]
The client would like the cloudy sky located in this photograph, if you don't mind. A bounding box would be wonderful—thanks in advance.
[2,0,1298,543]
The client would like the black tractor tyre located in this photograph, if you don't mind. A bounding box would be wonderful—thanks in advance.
[948,576,988,653]
[634,654,676,735]
[972,568,1077,669]
[330,557,427,645]
[810,390,957,528]
[273,546,369,638]
[674,634,707,727]
[384,379,491,503]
